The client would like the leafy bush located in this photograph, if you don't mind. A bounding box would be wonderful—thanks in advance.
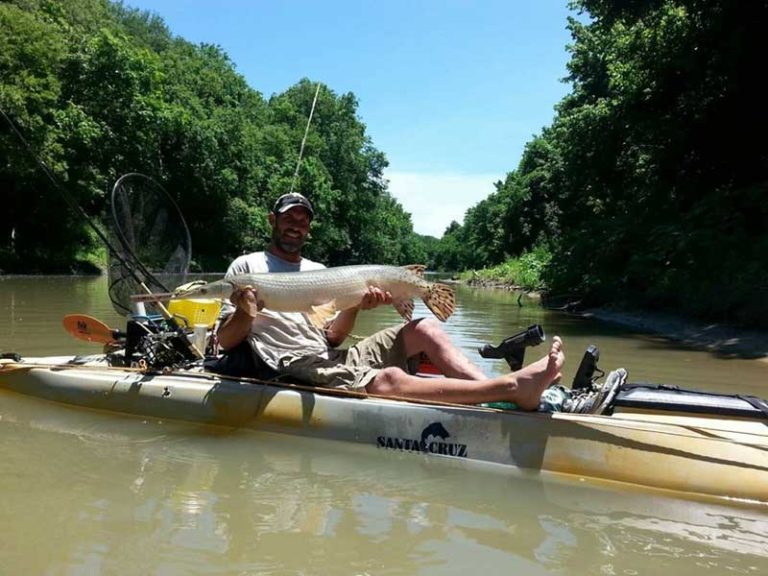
[460,244,552,290]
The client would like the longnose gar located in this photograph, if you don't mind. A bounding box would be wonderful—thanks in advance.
[131,264,456,322]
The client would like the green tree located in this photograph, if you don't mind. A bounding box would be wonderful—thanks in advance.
[439,0,768,326]
[0,1,93,272]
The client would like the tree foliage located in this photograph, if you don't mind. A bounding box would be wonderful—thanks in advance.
[548,0,768,325]
[433,0,768,327]
[0,0,417,273]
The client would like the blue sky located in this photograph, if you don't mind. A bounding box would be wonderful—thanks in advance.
[125,1,576,237]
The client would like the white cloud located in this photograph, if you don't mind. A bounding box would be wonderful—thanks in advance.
[385,170,501,238]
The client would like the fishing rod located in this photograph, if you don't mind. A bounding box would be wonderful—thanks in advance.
[288,82,321,195]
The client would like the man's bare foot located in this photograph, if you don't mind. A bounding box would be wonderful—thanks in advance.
[507,336,565,410]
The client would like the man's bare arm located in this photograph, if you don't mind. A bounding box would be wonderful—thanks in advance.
[216,287,262,350]
[324,287,392,347]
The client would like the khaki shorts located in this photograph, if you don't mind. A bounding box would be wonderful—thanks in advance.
[277,324,417,390]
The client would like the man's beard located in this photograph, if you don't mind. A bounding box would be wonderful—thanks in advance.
[273,229,305,253]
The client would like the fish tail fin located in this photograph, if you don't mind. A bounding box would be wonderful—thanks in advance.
[423,283,455,322]
[403,264,426,278]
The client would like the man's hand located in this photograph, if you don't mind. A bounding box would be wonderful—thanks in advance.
[359,286,393,310]
[230,286,264,318]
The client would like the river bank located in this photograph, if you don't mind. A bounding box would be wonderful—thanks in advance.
[581,308,768,362]
[465,279,768,361]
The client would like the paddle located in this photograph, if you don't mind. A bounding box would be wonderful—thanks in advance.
[62,314,126,345]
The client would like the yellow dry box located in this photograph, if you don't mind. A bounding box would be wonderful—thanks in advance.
[167,298,222,328]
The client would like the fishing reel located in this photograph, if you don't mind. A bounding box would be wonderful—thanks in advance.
[107,317,198,370]
[478,324,545,371]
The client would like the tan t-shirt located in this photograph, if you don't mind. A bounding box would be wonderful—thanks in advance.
[221,251,330,370]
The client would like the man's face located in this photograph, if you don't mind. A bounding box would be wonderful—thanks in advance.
[270,206,312,254]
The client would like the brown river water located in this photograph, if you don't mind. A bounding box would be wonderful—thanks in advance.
[1,275,767,575]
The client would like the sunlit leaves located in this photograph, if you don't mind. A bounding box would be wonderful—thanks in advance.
[0,0,419,273]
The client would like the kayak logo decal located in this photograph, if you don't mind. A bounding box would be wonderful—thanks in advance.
[421,422,450,443]
[376,421,467,458]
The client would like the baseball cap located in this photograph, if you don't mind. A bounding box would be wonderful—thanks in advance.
[272,193,314,219]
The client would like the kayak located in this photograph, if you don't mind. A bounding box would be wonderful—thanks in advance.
[1,352,766,506]
[2,164,763,503]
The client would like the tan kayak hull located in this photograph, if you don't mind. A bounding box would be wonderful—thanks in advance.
[1,361,766,505]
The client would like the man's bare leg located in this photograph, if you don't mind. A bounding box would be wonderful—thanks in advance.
[400,318,486,379]
[367,336,564,410]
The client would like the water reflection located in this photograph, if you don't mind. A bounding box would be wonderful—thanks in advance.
[1,391,766,575]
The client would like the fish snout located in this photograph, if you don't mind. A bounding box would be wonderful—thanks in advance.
[172,280,208,298]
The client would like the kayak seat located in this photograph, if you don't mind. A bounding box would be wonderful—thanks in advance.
[205,341,278,380]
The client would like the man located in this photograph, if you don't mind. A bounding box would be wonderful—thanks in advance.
[217,192,564,409]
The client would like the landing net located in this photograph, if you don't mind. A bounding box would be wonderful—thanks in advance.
[107,173,191,316]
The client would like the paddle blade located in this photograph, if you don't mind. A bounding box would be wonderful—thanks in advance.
[62,314,122,344]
